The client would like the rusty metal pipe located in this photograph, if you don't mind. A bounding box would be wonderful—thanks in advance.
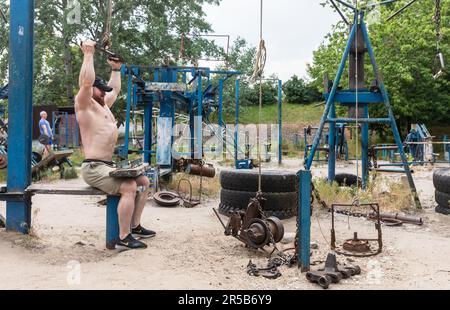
[186,164,216,178]
[370,212,423,225]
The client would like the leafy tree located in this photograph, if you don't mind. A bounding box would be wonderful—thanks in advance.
[308,0,449,133]
[0,0,223,107]
[283,75,321,104]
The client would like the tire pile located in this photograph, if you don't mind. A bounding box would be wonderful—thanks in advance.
[219,170,298,220]
[434,168,450,215]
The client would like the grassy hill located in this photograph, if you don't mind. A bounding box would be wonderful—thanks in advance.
[222,102,324,124]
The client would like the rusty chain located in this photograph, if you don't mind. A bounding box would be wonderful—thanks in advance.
[434,0,442,47]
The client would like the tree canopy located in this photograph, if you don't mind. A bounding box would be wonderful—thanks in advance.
[0,0,222,106]
[307,0,449,130]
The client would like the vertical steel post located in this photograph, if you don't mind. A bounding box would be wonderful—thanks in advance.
[6,0,34,233]
[106,195,120,250]
[362,104,369,188]
[298,170,311,272]
[122,68,133,159]
[305,23,358,169]
[328,105,336,182]
[218,79,225,159]
[278,79,283,165]
[235,79,240,165]
[197,72,203,159]
[144,103,153,164]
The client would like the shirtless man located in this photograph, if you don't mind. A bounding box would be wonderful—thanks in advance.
[75,40,155,250]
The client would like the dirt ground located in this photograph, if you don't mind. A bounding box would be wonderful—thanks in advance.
[1,160,450,290]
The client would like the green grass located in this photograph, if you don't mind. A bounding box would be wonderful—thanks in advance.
[223,102,324,124]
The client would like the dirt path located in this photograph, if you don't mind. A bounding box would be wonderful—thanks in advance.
[0,164,449,290]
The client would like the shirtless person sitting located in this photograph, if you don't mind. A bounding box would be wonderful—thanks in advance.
[75,40,155,250]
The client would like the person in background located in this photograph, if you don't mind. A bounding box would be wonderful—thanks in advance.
[39,111,53,158]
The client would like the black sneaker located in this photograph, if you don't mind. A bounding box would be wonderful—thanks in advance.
[132,225,156,239]
[116,234,147,250]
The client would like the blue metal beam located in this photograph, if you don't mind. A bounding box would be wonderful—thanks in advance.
[197,73,203,159]
[218,79,224,159]
[362,104,369,188]
[328,104,336,182]
[325,91,384,103]
[6,0,35,233]
[278,80,283,165]
[327,118,391,123]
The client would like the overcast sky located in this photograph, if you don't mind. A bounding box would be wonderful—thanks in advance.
[200,0,341,81]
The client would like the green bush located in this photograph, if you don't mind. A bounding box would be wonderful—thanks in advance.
[242,82,278,106]
[283,75,322,104]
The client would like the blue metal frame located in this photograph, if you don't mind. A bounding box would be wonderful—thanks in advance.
[6,0,35,233]
[304,12,421,208]
[121,65,241,173]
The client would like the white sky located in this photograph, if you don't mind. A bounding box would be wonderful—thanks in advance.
[200,0,341,81]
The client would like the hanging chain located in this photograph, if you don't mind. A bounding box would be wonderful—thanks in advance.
[434,0,442,50]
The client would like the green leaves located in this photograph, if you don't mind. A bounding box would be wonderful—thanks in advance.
[0,0,223,106]
[282,75,321,104]
[308,0,450,130]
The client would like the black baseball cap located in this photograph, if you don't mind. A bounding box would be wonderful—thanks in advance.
[93,76,113,92]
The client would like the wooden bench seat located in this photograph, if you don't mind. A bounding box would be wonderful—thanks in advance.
[25,184,106,196]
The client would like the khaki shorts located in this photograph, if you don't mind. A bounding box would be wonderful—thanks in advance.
[81,162,123,195]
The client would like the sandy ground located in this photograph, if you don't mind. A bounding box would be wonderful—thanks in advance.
[1,161,450,290]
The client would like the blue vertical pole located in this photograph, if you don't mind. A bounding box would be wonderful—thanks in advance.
[328,106,336,182]
[6,0,34,233]
[218,79,224,159]
[298,170,311,272]
[197,73,203,159]
[362,103,369,188]
[106,195,120,250]
[278,79,283,165]
[144,103,152,164]
[122,68,133,159]
[75,116,79,147]
[65,112,69,147]
[235,79,240,165]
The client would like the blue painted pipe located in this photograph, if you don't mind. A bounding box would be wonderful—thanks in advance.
[298,170,311,272]
[278,79,283,165]
[6,0,35,233]
[106,195,120,250]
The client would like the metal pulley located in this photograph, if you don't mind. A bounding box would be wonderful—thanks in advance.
[244,216,284,249]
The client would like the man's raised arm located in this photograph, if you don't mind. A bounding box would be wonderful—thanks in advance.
[75,40,96,110]
[105,58,123,108]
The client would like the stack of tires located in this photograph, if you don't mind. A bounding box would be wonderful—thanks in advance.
[434,168,450,215]
[219,170,298,220]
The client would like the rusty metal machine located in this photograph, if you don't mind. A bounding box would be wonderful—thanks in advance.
[214,192,284,250]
